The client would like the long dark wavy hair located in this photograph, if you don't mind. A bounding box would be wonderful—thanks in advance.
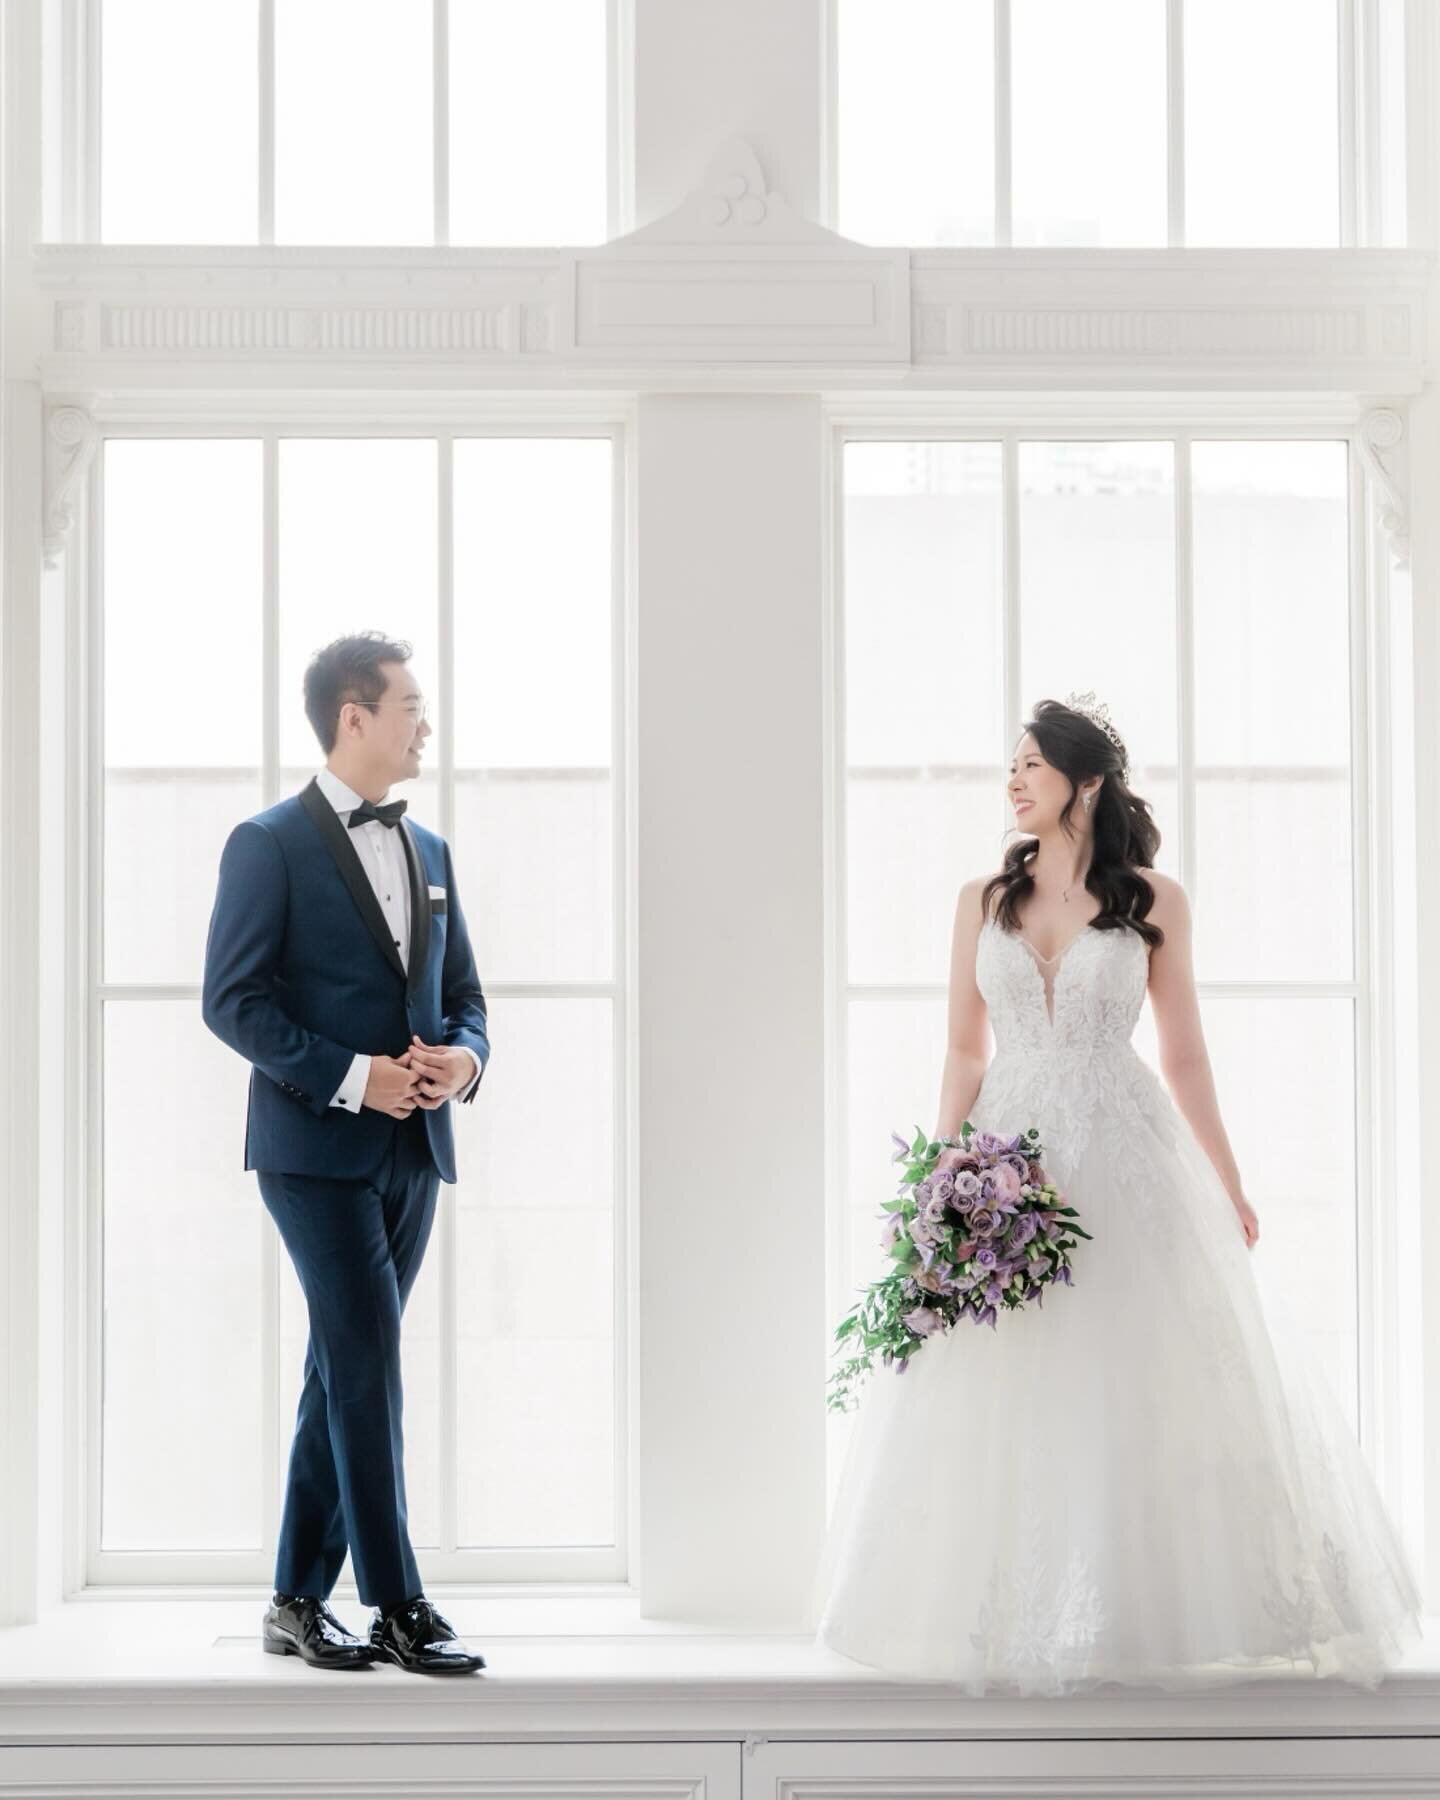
[980,698,1165,950]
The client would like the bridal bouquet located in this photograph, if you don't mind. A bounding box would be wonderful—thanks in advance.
[826,1122,1091,1412]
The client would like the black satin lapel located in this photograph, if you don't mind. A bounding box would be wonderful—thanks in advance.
[297,778,408,984]
[398,820,430,994]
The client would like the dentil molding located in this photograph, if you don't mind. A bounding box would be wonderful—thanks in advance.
[28,140,1432,394]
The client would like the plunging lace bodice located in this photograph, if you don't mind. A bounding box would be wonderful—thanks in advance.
[978,917,1149,1054]
[971,915,1174,1194]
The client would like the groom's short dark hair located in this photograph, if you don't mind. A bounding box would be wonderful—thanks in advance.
[304,631,414,754]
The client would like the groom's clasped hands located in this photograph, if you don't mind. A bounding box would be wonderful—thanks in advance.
[363,1034,472,1117]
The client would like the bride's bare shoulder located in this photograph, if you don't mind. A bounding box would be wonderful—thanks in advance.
[957,872,1003,930]
[1140,869,1191,932]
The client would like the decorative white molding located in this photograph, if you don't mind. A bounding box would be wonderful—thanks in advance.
[0,1740,731,1797]
[4,1665,1440,1745]
[1358,406,1411,569]
[750,1734,1440,1797]
[42,402,98,569]
[909,249,1432,390]
[615,140,841,247]
[29,146,1430,393]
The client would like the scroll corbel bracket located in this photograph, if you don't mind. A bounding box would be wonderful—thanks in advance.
[43,403,100,570]
[1357,407,1410,571]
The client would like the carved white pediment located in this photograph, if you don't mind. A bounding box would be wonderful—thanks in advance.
[574,139,910,364]
[611,140,848,249]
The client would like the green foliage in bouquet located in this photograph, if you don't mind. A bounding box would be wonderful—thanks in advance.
[827,1120,1092,1412]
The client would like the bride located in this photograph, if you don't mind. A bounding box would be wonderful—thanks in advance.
[810,695,1424,1693]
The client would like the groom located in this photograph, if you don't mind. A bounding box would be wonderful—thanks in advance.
[202,632,490,1674]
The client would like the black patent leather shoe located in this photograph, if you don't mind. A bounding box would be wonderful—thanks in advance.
[262,1593,376,1668]
[368,1595,486,1674]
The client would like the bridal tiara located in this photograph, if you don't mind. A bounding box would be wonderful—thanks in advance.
[1063,690,1129,780]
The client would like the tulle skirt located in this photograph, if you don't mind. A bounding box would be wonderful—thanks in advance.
[810,1080,1425,1694]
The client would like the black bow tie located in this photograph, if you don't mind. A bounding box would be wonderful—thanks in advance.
[347,798,407,830]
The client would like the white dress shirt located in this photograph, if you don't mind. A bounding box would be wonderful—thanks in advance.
[315,765,481,1114]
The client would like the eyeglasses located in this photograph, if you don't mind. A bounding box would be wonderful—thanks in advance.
[348,697,429,724]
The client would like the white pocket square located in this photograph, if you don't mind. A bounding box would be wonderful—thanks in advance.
[428,884,446,899]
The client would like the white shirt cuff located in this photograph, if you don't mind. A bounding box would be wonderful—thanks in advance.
[459,1046,484,1097]
[330,1052,371,1113]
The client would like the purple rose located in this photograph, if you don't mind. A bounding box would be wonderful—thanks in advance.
[975,1246,997,1269]
[969,1207,998,1237]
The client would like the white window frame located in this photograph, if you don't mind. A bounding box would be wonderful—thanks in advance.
[68,409,638,1592]
[822,398,1423,1555]
[50,0,635,245]
[822,0,1405,248]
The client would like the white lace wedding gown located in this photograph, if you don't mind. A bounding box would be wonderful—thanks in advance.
[811,917,1425,1693]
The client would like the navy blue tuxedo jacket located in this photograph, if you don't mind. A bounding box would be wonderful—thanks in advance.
[201,776,489,1184]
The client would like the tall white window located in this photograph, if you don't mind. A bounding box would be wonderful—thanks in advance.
[836,0,1365,246]
[97,0,611,244]
[95,432,624,1582]
[837,435,1363,1433]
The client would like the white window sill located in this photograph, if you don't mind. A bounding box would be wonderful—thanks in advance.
[0,1599,1438,1748]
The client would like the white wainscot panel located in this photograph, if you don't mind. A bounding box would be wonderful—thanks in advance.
[0,1740,740,1798]
[742,1735,1440,1798]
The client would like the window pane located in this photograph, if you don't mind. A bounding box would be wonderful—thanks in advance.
[844,997,945,1300]
[275,0,433,245]
[103,1001,262,1548]
[1202,995,1358,1429]
[453,439,613,982]
[104,441,263,986]
[1018,441,1180,874]
[450,0,608,245]
[1192,442,1352,982]
[1185,0,1340,246]
[843,444,1004,986]
[837,0,993,246]
[277,440,439,779]
[101,0,258,243]
[454,998,615,1547]
[1012,0,1166,247]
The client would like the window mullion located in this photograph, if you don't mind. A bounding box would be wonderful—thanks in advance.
[260,436,280,1562]
[1340,0,1360,244]
[993,0,1011,247]
[1174,434,1197,906]
[1348,437,1379,1456]
[433,0,449,247]
[1001,434,1020,764]
[437,434,458,1557]
[258,0,275,245]
[1167,0,1186,247]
